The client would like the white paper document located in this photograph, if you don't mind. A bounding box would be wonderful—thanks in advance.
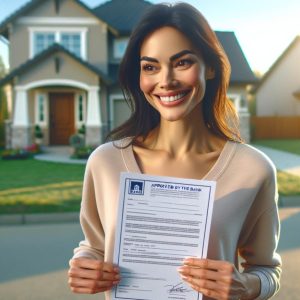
[112,172,216,300]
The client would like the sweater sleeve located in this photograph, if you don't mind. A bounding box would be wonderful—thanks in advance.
[73,158,105,261]
[239,165,282,299]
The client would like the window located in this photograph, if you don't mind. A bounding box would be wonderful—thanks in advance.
[61,33,81,57]
[35,93,48,126]
[113,38,129,59]
[76,93,86,127]
[34,32,55,55]
[30,28,87,58]
[228,94,248,113]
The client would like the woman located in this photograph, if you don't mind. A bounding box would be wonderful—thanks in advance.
[68,3,281,300]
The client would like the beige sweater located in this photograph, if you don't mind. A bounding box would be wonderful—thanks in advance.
[73,138,281,300]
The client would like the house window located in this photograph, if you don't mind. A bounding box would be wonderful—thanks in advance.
[75,93,86,127]
[113,38,129,59]
[35,93,48,126]
[30,27,87,59]
[34,32,55,55]
[228,94,248,113]
[61,33,81,57]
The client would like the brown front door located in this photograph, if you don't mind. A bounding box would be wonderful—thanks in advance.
[49,92,75,145]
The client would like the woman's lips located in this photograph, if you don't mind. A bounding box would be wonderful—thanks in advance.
[155,90,191,107]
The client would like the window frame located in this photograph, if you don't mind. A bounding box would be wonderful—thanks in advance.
[113,37,129,59]
[75,92,87,128]
[29,27,87,59]
[34,92,48,127]
[227,93,248,113]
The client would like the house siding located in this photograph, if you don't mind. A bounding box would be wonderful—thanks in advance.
[17,52,99,86]
[9,23,29,69]
[10,0,109,74]
[256,41,300,116]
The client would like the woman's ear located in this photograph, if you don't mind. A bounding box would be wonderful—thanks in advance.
[205,67,215,80]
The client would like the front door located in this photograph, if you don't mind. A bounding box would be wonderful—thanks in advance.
[49,92,75,145]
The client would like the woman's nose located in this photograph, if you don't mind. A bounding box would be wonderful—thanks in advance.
[159,67,178,89]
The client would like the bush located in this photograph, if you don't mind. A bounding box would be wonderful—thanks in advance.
[69,134,85,149]
[71,146,94,159]
[1,149,31,160]
[0,143,41,160]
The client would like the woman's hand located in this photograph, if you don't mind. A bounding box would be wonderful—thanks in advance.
[68,257,120,294]
[177,258,260,300]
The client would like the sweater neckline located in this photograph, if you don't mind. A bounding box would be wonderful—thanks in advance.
[120,137,237,181]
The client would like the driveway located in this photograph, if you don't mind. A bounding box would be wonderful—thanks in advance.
[1,207,299,299]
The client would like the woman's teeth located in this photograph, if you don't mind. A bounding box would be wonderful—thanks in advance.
[160,92,187,102]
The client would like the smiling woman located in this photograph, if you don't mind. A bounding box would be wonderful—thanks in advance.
[68,3,281,300]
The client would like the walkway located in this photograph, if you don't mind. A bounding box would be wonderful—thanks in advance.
[1,207,299,300]
[34,144,300,177]
[253,145,300,177]
[34,146,87,164]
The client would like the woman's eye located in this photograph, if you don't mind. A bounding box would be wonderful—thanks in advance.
[176,59,193,68]
[142,64,156,72]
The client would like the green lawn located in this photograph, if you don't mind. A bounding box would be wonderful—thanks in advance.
[0,152,299,214]
[0,158,85,214]
[252,139,300,156]
[277,171,300,196]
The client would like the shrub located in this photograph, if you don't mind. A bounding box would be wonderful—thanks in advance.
[1,149,31,160]
[71,146,94,159]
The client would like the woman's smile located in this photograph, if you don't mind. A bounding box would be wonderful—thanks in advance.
[155,89,192,106]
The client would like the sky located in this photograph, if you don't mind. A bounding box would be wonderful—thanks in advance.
[0,0,300,74]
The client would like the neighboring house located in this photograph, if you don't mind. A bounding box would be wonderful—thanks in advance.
[0,0,256,148]
[254,36,300,138]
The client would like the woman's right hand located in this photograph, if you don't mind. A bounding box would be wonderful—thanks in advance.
[68,257,120,294]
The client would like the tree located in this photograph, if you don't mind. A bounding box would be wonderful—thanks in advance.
[0,55,8,148]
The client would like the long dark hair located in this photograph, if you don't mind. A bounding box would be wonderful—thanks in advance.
[106,2,242,144]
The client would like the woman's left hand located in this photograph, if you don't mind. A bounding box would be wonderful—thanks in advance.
[177,257,260,300]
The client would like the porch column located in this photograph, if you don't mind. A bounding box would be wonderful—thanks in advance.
[86,86,102,145]
[12,87,33,148]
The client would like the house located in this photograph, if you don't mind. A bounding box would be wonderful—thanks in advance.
[0,0,256,148]
[254,36,300,139]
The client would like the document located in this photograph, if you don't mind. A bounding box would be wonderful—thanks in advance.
[112,172,216,300]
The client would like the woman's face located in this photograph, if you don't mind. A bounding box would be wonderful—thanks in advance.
[139,26,214,122]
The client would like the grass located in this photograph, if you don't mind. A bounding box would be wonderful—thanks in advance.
[252,139,300,156]
[1,142,299,214]
[0,158,85,214]
[277,171,300,196]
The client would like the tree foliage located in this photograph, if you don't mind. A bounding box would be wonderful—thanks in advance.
[0,55,8,147]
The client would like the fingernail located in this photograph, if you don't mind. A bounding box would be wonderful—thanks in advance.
[113,280,120,285]
[114,274,120,280]
[180,275,189,281]
[113,267,120,272]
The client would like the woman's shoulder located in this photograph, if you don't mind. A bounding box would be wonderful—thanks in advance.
[87,137,133,165]
[90,138,130,159]
[232,142,277,177]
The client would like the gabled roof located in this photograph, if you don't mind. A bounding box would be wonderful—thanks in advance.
[216,31,257,84]
[255,36,300,91]
[0,43,111,86]
[0,0,117,39]
[93,0,152,35]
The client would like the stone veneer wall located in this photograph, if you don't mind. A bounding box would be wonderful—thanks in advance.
[85,126,102,146]
[5,120,12,149]
[11,126,33,148]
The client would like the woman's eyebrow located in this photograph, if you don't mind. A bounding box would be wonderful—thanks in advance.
[140,56,158,63]
[170,50,195,61]
[140,50,195,63]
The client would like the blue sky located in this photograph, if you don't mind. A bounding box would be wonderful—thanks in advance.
[0,0,300,74]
